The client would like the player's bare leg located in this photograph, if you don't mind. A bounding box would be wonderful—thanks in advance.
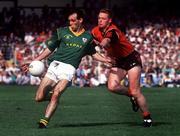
[107,67,128,95]
[128,66,152,127]
[38,79,69,128]
[127,66,147,112]
[35,77,56,102]
[107,67,139,112]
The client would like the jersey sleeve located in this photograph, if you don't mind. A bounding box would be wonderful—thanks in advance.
[91,29,98,40]
[45,28,61,52]
[85,36,97,56]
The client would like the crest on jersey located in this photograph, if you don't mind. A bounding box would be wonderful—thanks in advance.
[64,34,73,39]
[47,41,53,45]
[82,38,87,43]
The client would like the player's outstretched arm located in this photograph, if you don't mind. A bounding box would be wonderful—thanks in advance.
[99,38,111,48]
[34,48,52,61]
[92,52,115,66]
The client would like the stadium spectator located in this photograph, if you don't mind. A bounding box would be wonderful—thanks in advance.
[0,69,3,84]
[0,5,179,88]
[0,50,6,70]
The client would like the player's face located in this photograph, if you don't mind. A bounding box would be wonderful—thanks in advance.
[98,12,112,29]
[68,13,82,32]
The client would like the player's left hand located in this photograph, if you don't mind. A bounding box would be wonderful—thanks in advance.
[20,60,32,73]
[105,56,116,68]
[93,39,100,45]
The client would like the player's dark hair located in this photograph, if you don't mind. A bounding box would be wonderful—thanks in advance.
[99,9,112,18]
[68,8,84,20]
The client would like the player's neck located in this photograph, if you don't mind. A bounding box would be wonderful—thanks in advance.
[71,26,84,33]
[69,26,85,36]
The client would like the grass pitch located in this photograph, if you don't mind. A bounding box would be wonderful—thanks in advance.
[0,85,180,136]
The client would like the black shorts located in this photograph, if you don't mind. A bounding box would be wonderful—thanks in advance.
[114,50,142,71]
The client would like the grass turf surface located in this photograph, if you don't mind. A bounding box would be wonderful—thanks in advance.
[0,85,180,136]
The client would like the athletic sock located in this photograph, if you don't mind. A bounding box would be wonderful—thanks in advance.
[143,111,151,118]
[39,117,49,126]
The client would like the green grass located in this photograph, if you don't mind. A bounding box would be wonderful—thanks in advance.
[0,85,180,136]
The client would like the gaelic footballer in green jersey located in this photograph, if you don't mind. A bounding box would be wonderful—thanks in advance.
[22,9,113,128]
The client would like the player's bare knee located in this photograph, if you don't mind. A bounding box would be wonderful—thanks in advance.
[35,95,44,102]
[107,84,117,92]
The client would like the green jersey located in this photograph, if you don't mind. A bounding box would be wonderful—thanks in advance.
[45,27,96,68]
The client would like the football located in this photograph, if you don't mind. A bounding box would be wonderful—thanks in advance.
[29,60,45,76]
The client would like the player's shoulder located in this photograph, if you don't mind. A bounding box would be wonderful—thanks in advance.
[83,30,94,41]
[91,26,99,34]
[83,30,92,36]
[56,26,68,33]
[107,24,121,33]
[107,24,118,31]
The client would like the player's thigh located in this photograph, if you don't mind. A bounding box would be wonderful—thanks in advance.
[127,66,141,91]
[52,79,69,96]
[36,76,56,95]
[108,67,127,87]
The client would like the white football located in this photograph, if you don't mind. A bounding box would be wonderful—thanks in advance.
[29,60,45,76]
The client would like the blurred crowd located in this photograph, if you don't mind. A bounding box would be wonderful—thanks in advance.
[0,2,179,87]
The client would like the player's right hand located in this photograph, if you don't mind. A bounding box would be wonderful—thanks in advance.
[21,64,29,72]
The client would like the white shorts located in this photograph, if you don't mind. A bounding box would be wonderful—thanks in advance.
[45,60,76,83]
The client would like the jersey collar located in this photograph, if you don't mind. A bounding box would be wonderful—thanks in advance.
[69,27,85,37]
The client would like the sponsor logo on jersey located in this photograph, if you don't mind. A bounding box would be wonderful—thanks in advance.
[66,43,82,48]
[64,34,73,39]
